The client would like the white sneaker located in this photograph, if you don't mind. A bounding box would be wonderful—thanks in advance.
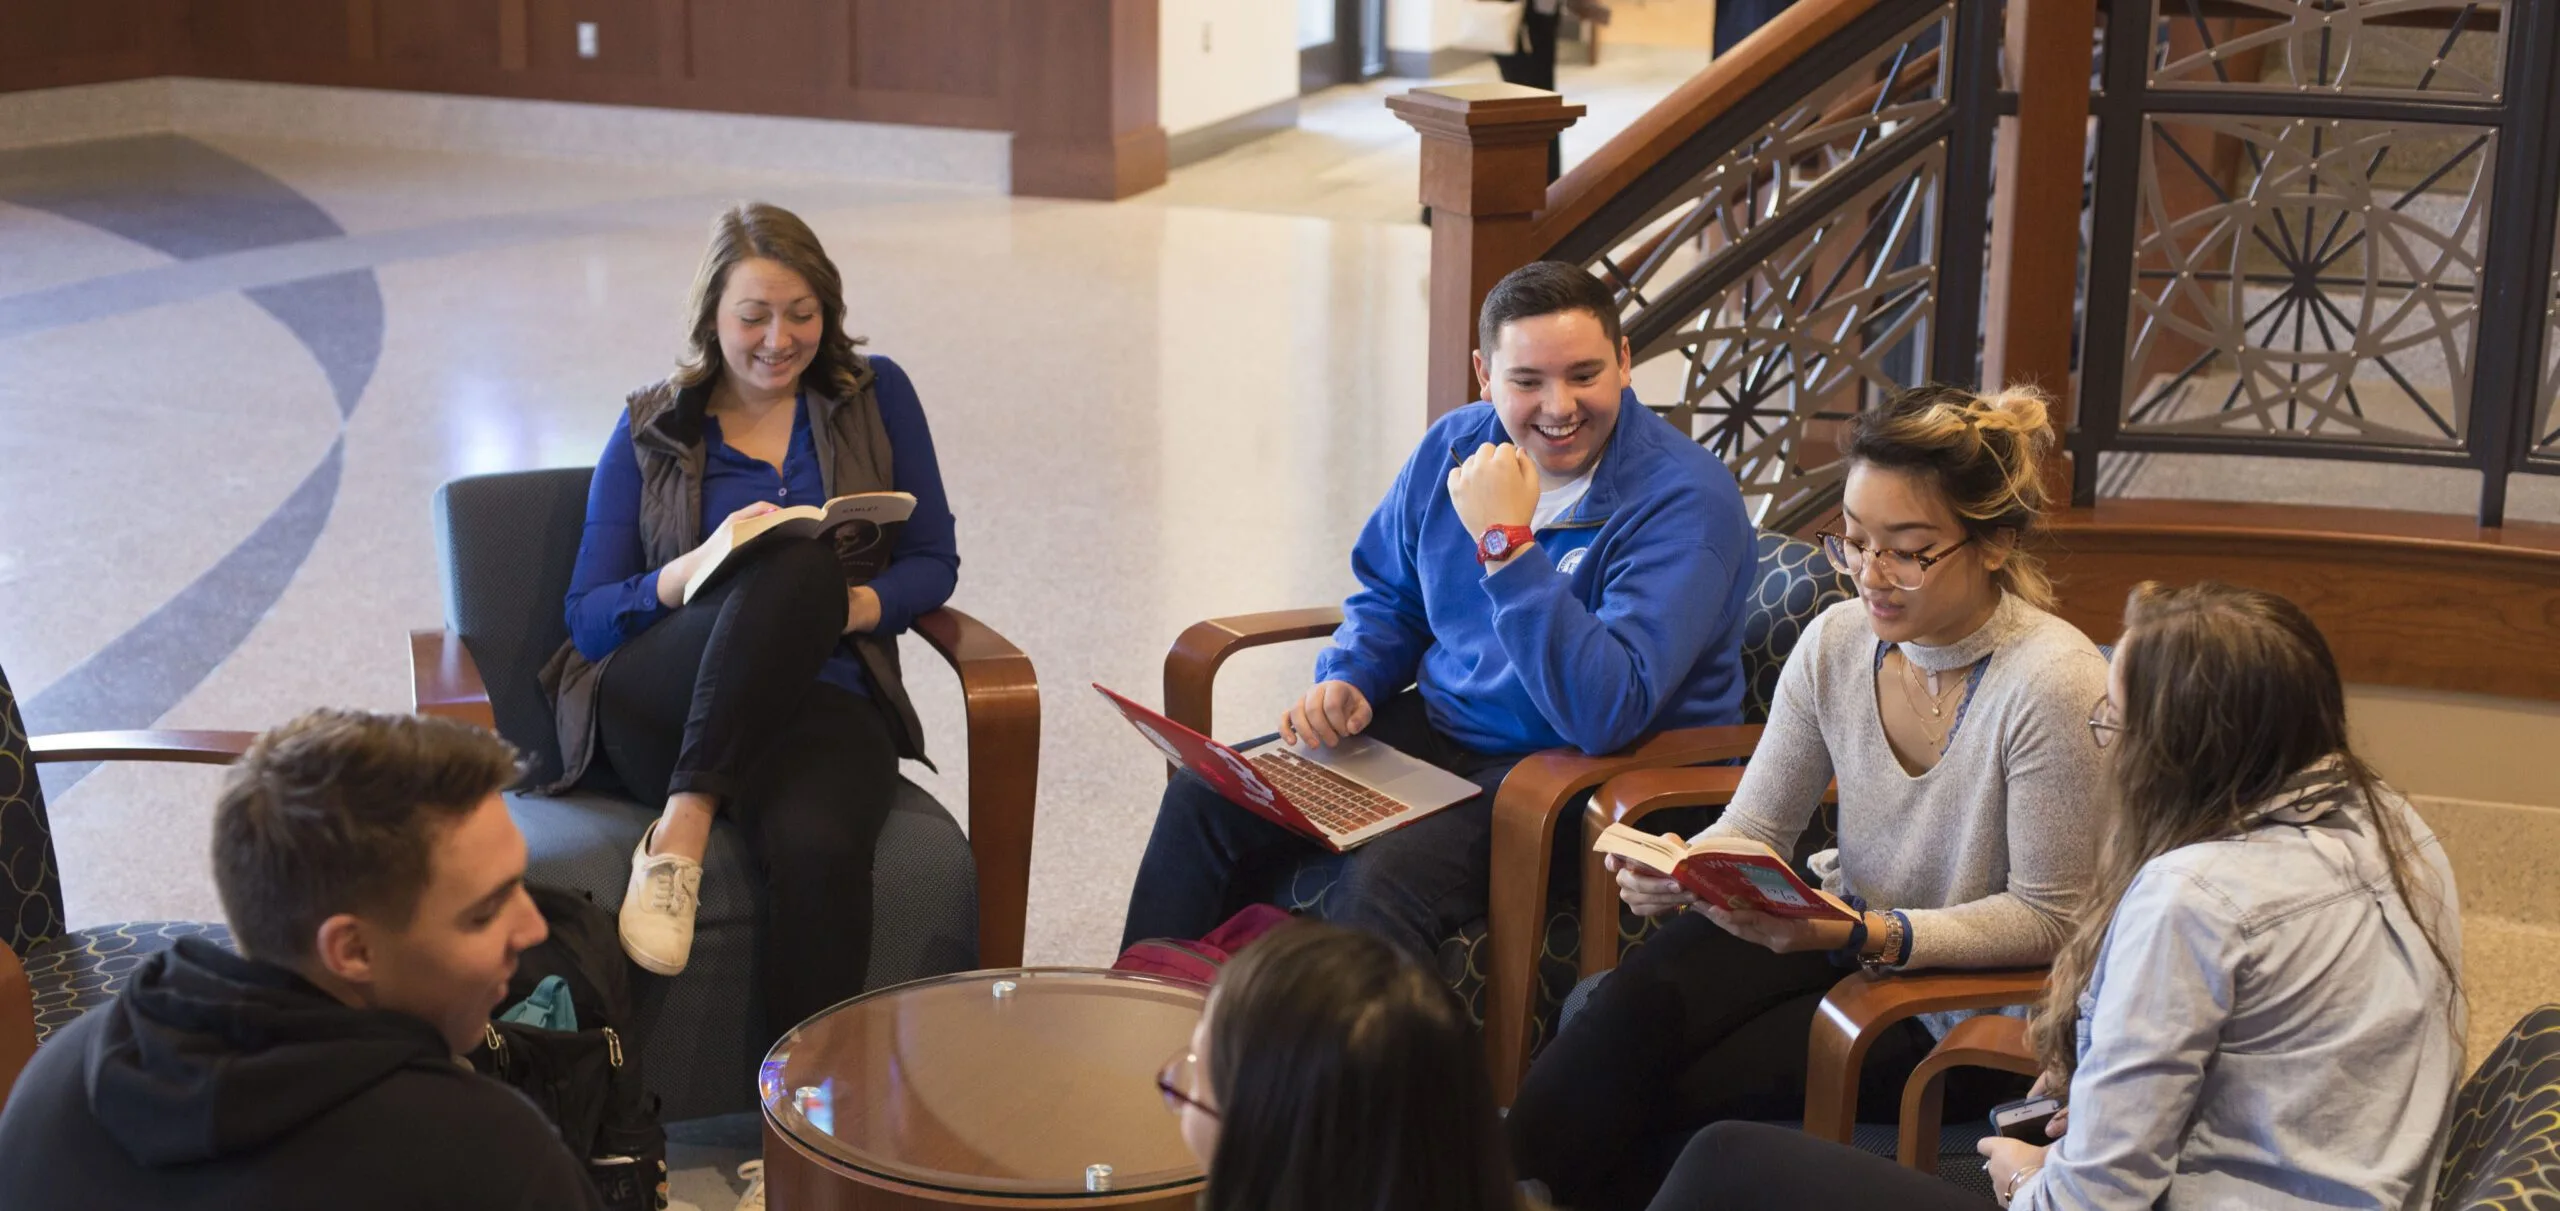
[619,822,702,975]
[732,1160,764,1211]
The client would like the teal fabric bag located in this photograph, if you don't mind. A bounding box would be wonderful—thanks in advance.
[498,974,580,1033]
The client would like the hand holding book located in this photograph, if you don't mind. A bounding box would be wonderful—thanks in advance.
[677,491,917,605]
[1593,822,1878,955]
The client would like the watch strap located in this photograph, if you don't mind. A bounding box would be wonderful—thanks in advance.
[1476,524,1536,565]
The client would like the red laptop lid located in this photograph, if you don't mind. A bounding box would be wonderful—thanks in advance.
[1091,683,1327,846]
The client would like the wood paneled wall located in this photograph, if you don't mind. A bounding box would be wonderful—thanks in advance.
[0,0,1164,198]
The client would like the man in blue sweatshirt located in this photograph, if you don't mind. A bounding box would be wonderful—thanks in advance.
[1119,260,1756,962]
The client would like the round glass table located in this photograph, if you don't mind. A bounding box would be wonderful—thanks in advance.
[757,968,1208,1209]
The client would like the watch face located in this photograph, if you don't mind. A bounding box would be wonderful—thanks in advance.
[1485,529,1511,556]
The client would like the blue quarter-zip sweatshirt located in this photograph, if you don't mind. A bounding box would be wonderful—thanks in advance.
[1315,394,1755,756]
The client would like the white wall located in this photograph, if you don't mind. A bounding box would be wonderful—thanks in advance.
[1386,0,1468,53]
[1160,0,1302,136]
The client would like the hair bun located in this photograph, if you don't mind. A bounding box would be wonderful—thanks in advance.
[1965,387,2058,468]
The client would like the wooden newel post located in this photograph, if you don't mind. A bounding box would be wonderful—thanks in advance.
[1390,83,1586,421]
[1983,0,2097,498]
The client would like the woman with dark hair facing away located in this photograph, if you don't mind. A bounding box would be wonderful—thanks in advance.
[1506,385,2110,1210]
[1652,582,2465,1210]
[542,201,959,1037]
[1157,921,1530,1211]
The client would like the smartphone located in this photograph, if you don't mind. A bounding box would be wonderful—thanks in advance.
[1988,1095,2063,1141]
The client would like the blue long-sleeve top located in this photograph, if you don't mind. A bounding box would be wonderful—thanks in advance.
[1312,396,1755,756]
[562,355,959,698]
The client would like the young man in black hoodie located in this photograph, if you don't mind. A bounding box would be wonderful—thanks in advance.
[0,708,603,1210]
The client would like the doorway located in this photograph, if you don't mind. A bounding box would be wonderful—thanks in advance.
[1301,0,1388,93]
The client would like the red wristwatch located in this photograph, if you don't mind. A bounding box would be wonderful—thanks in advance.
[1476,524,1536,565]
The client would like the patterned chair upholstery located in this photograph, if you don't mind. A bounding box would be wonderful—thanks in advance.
[0,664,236,1045]
[2437,1004,2560,1208]
[1263,532,1853,1054]
[429,468,983,1122]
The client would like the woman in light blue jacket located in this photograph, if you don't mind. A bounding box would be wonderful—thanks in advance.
[1652,581,2464,1211]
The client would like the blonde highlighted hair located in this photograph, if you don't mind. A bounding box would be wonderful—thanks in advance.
[1842,384,2059,608]
[672,201,868,402]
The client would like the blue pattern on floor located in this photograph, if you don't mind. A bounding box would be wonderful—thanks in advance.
[0,136,379,783]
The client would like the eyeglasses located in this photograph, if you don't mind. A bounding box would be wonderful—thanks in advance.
[2087,697,2124,750]
[1157,1050,1218,1120]
[1816,531,1974,592]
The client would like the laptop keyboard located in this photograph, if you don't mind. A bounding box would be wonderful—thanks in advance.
[1250,749,1404,834]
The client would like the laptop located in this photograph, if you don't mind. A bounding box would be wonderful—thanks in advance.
[1093,683,1484,852]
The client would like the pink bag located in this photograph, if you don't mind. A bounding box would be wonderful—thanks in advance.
[1111,904,1296,985]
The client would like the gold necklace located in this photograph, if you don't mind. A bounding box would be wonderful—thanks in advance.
[1894,654,1971,748]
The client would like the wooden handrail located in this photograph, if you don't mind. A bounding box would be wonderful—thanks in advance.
[1591,41,1944,295]
[1532,0,1890,253]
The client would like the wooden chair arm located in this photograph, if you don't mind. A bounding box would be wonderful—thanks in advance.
[28,731,256,764]
[410,628,497,731]
[1898,1013,2040,1173]
[1162,607,1343,736]
[1483,723,1771,1102]
[1576,762,1750,978]
[0,944,32,1114]
[911,606,1041,969]
[1803,967,2048,1142]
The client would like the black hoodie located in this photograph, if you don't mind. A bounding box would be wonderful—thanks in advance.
[0,937,601,1210]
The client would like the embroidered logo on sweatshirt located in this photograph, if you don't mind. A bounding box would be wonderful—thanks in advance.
[1556,546,1589,575]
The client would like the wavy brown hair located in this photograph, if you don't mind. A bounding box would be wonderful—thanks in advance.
[2028,581,2460,1077]
[1843,383,2059,609]
[671,201,868,401]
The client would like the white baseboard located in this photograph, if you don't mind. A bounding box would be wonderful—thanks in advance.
[0,77,1012,192]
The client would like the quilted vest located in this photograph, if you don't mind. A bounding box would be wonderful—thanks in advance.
[538,359,925,794]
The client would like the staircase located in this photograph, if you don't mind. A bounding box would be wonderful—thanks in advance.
[1395,0,2560,1084]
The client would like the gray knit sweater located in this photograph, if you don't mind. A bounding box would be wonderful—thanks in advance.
[1700,593,2112,971]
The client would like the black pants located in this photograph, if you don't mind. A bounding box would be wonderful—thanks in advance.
[591,537,899,1039]
[1508,911,2026,1211]
[1118,690,1520,964]
[1650,1121,1993,1210]
[1495,2,1565,182]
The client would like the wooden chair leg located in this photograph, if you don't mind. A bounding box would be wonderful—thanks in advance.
[0,946,37,1113]
[1896,1014,2042,1171]
[1898,1056,1953,1174]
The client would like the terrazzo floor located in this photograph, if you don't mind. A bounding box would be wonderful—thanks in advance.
[6,40,2556,1209]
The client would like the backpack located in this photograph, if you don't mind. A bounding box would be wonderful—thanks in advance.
[1112,904,1296,984]
[470,884,667,1211]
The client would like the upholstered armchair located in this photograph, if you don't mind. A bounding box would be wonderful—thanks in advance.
[0,661,251,1109]
[1580,645,2129,1140]
[1584,763,2049,1140]
[1163,532,1853,1100]
[412,468,1038,1120]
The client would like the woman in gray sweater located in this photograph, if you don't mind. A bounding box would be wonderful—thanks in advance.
[1652,583,2463,1211]
[1508,386,2112,1211]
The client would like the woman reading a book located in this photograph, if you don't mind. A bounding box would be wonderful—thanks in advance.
[1648,583,2464,1210]
[1161,921,1536,1211]
[1506,386,2111,1211]
[541,201,959,1038]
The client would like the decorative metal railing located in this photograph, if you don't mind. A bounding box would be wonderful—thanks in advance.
[1544,0,2003,532]
[2075,0,2547,524]
[1413,0,2558,527]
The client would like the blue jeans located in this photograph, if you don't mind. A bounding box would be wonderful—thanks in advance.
[1117,690,1522,963]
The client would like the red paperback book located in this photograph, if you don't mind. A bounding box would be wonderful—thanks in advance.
[1593,822,1857,922]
